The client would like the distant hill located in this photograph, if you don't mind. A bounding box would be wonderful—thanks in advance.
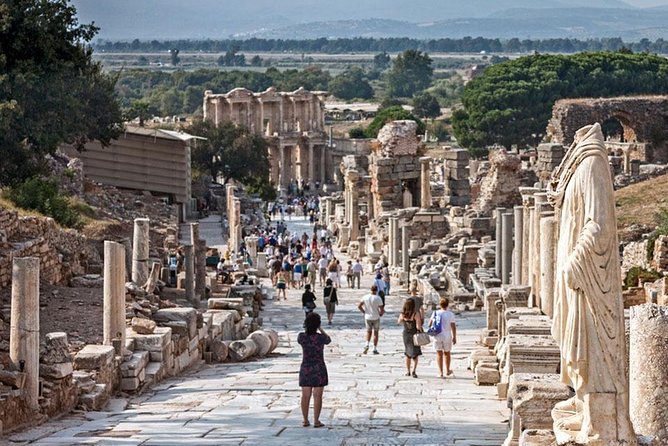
[234,8,668,40]
[73,0,639,40]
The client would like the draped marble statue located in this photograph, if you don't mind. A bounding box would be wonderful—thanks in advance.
[547,123,636,445]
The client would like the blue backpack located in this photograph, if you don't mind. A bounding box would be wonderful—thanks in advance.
[427,311,443,336]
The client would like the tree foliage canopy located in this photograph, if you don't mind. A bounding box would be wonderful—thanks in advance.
[452,52,668,149]
[0,0,123,185]
[385,49,433,98]
[412,92,441,119]
[329,67,374,100]
[188,119,269,184]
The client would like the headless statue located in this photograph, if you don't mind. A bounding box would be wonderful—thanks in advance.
[547,123,636,445]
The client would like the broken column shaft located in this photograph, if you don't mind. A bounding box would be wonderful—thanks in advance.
[131,218,150,285]
[10,257,40,409]
[103,241,126,348]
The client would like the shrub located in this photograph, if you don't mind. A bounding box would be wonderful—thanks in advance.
[5,177,82,228]
[348,127,367,139]
[623,266,662,290]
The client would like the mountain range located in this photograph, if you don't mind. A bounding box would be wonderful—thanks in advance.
[71,0,668,40]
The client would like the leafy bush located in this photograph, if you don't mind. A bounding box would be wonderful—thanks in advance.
[623,266,662,290]
[646,208,668,262]
[245,176,277,202]
[5,177,82,228]
[348,127,367,139]
[365,106,425,138]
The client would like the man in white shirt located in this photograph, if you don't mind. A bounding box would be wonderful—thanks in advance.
[357,285,385,355]
[351,259,364,289]
[317,256,328,287]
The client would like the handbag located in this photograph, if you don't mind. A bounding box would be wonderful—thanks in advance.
[305,300,316,310]
[324,288,333,305]
[413,332,431,346]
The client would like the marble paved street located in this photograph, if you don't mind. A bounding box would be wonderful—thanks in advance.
[8,218,508,446]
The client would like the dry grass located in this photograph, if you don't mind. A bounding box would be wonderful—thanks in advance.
[615,173,668,230]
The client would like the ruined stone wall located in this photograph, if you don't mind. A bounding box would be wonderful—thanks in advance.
[475,150,522,213]
[546,96,668,163]
[0,209,87,289]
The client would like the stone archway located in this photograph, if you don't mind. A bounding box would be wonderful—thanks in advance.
[546,96,668,163]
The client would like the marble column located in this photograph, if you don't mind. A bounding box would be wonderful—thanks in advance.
[630,304,668,442]
[420,157,432,209]
[132,218,150,285]
[532,193,548,308]
[279,146,287,191]
[184,244,195,303]
[308,142,315,187]
[520,188,539,285]
[103,241,126,348]
[501,212,514,285]
[512,206,523,285]
[348,170,360,241]
[10,257,40,409]
[527,205,535,303]
[402,223,410,273]
[389,218,399,267]
[190,222,204,306]
[539,214,556,318]
[494,208,507,279]
[320,145,326,185]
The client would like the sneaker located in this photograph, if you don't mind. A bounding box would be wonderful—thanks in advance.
[373,349,379,355]
[363,346,369,354]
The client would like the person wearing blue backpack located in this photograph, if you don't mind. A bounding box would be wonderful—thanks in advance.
[428,297,457,378]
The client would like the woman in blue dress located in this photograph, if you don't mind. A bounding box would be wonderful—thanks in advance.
[298,312,331,428]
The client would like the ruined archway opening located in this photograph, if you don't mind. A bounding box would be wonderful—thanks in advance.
[602,112,638,144]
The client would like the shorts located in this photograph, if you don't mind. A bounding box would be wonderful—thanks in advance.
[277,283,286,290]
[294,272,302,281]
[319,268,327,277]
[325,302,336,314]
[433,336,452,352]
[328,272,338,282]
[365,319,380,332]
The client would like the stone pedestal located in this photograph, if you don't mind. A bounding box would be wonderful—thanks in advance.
[513,206,523,285]
[10,257,40,409]
[420,157,432,209]
[103,241,126,348]
[630,304,668,442]
[132,218,150,285]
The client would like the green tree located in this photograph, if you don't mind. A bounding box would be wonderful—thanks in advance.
[365,106,425,138]
[386,49,433,98]
[329,67,374,100]
[373,52,391,71]
[217,46,246,67]
[452,52,668,148]
[0,0,122,185]
[250,55,263,67]
[412,92,441,119]
[187,119,269,184]
[125,100,151,126]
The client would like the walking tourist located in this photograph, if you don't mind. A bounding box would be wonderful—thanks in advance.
[327,258,339,287]
[409,280,424,321]
[358,284,385,354]
[430,298,457,378]
[302,284,317,317]
[276,268,288,301]
[318,256,328,287]
[323,278,338,325]
[298,313,330,428]
[307,258,318,290]
[345,260,354,288]
[398,298,423,378]
[351,258,363,289]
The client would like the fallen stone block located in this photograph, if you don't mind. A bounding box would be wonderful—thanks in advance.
[128,327,172,352]
[72,371,96,393]
[120,351,149,378]
[474,365,500,386]
[131,317,156,335]
[264,328,279,352]
[227,339,258,362]
[248,331,272,356]
[153,308,198,340]
[79,384,109,411]
[74,345,115,370]
[469,348,496,370]
[41,332,71,364]
[208,298,244,311]
[207,339,228,362]
[0,370,26,389]
[39,363,73,380]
